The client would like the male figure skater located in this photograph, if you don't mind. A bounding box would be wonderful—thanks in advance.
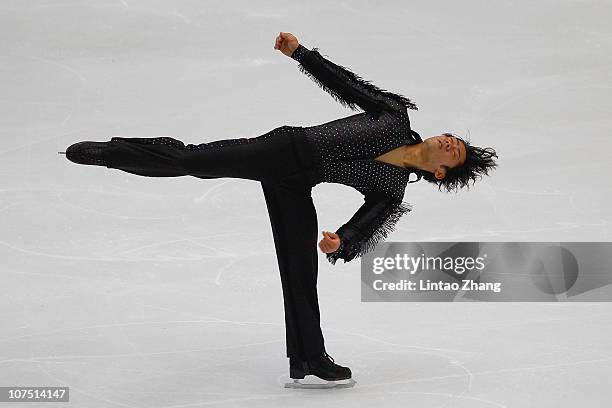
[61,32,498,388]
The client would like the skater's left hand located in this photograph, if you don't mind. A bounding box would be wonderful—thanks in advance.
[319,231,341,254]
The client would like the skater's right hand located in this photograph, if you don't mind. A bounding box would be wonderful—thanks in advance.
[319,231,341,254]
[274,32,299,57]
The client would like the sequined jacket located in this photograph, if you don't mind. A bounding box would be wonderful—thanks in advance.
[289,44,423,265]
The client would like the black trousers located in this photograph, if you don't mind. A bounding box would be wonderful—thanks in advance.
[102,125,325,360]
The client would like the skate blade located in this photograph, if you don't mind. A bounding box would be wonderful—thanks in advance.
[284,377,356,389]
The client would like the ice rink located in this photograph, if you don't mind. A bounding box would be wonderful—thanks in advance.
[1,0,611,406]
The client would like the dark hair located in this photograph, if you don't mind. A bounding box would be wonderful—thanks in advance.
[413,132,499,194]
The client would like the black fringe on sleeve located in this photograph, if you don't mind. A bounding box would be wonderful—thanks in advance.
[297,47,418,114]
[326,200,413,265]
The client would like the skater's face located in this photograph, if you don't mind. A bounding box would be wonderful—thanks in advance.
[425,134,466,180]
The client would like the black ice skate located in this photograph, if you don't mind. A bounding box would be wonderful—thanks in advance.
[60,141,112,166]
[284,351,356,389]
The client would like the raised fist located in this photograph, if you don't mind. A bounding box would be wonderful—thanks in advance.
[274,32,299,57]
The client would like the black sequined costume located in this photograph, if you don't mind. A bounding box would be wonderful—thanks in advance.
[289,44,422,264]
[78,43,426,363]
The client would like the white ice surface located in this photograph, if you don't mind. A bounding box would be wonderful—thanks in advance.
[1,0,612,407]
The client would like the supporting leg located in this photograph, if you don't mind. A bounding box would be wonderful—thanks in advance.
[261,176,325,361]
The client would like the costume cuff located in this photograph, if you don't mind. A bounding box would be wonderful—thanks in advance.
[290,44,309,62]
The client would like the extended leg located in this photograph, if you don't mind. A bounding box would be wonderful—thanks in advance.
[75,126,304,183]
[104,137,191,177]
